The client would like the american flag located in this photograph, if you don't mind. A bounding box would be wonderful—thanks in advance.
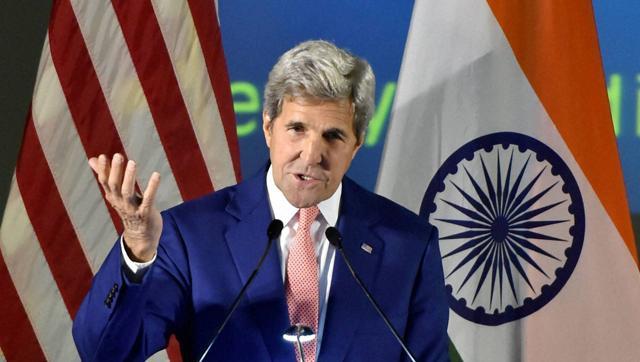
[0,0,240,360]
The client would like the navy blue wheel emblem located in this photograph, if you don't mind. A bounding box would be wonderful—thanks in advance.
[420,132,584,325]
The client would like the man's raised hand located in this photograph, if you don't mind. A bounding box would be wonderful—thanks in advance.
[88,153,162,262]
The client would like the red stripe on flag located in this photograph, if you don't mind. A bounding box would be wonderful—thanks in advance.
[15,115,94,317]
[188,0,242,182]
[111,0,214,200]
[0,252,47,361]
[167,335,183,362]
[48,0,128,234]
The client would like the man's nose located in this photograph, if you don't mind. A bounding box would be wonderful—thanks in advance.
[300,136,324,165]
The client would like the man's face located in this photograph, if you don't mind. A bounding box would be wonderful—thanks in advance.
[263,97,362,208]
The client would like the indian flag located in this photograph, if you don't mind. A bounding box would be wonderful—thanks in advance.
[376,0,640,360]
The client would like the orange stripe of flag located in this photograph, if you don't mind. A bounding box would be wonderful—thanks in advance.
[486,0,637,263]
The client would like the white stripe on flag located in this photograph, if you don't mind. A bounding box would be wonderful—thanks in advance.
[69,0,182,211]
[147,349,172,362]
[32,37,117,272]
[377,0,512,213]
[151,0,237,190]
[377,0,640,360]
[0,179,79,361]
[1,0,238,359]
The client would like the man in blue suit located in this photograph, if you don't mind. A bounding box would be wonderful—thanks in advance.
[73,40,449,361]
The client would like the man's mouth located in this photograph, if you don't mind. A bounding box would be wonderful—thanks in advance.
[297,174,314,181]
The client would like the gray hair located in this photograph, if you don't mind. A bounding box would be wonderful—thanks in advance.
[263,40,375,141]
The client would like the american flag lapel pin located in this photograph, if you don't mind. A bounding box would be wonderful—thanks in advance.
[360,242,373,254]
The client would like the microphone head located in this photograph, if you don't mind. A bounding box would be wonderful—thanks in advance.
[282,324,316,343]
[325,227,343,249]
[267,219,284,239]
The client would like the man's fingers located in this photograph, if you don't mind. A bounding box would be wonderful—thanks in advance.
[88,157,99,173]
[107,153,125,197]
[96,154,111,193]
[140,172,161,211]
[121,160,137,200]
[90,154,159,217]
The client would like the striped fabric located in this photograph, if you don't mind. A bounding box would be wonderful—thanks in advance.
[377,0,640,360]
[0,0,240,360]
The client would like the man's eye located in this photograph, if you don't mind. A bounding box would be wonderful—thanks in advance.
[287,125,305,133]
[324,131,345,142]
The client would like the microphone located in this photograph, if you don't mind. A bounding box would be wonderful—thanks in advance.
[198,219,284,362]
[282,324,316,362]
[325,227,418,362]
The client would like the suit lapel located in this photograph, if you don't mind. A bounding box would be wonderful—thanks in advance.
[222,173,386,360]
[224,171,294,361]
[319,178,384,360]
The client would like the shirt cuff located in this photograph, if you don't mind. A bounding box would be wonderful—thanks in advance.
[120,235,157,273]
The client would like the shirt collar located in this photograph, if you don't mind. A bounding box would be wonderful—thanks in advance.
[266,166,341,227]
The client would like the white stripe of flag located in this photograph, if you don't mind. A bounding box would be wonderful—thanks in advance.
[0,0,239,360]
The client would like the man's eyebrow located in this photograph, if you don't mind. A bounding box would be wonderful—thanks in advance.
[284,120,305,128]
[323,127,347,138]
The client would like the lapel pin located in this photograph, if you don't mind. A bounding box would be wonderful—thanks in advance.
[360,242,373,254]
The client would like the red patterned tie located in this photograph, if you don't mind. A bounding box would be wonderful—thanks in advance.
[286,206,320,361]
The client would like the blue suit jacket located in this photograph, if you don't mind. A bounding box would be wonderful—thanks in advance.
[73,170,449,361]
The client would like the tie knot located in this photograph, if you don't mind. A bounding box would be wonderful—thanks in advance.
[298,206,320,232]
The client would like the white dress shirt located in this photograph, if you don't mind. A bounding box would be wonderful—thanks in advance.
[121,166,339,357]
[265,167,338,357]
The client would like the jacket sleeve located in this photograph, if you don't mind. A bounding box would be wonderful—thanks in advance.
[404,226,450,362]
[72,212,191,361]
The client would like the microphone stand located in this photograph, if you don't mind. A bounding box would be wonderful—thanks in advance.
[295,327,306,362]
[197,219,284,362]
[325,227,418,362]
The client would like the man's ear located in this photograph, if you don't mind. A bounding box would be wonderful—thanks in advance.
[351,133,364,160]
[262,111,272,148]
